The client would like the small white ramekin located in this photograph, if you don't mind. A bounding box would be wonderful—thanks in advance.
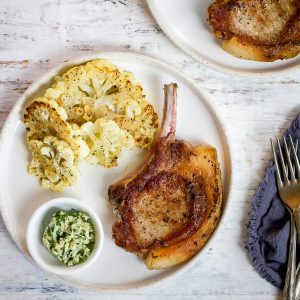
[26,197,104,275]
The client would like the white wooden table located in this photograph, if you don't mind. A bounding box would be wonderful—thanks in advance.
[1,0,299,299]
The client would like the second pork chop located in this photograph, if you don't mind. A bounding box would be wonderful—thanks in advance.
[208,0,300,61]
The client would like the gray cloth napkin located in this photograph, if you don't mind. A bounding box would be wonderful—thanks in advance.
[247,113,300,289]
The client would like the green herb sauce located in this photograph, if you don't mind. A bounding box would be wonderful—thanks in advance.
[43,210,95,266]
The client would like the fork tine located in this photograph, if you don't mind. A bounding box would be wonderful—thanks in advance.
[289,134,300,180]
[283,135,296,182]
[290,140,298,176]
[271,139,283,187]
[292,140,298,176]
[277,138,289,183]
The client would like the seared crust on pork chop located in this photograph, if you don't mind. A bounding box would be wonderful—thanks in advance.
[108,84,222,269]
[208,0,300,61]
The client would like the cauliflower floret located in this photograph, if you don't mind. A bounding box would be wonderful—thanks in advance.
[28,136,81,192]
[24,98,89,162]
[73,135,90,161]
[42,59,159,149]
[44,60,123,124]
[44,79,66,100]
[80,118,134,167]
[24,97,70,136]
[105,102,159,148]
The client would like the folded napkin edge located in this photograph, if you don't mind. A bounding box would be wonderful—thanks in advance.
[247,160,281,288]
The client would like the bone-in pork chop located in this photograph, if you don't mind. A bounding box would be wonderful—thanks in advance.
[208,0,300,61]
[108,84,222,270]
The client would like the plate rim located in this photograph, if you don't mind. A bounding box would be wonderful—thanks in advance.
[0,51,233,291]
[146,0,300,77]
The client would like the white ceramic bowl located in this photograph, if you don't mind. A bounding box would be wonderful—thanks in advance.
[26,197,104,275]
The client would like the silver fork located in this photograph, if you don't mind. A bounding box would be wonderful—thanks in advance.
[271,135,300,300]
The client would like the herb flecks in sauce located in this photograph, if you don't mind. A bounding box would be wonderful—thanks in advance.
[43,210,95,266]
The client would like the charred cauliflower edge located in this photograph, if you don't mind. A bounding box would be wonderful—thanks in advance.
[23,59,159,191]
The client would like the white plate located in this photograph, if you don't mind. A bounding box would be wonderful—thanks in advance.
[147,0,300,76]
[0,52,232,291]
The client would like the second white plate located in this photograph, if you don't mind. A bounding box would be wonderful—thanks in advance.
[147,0,300,76]
[0,52,232,291]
